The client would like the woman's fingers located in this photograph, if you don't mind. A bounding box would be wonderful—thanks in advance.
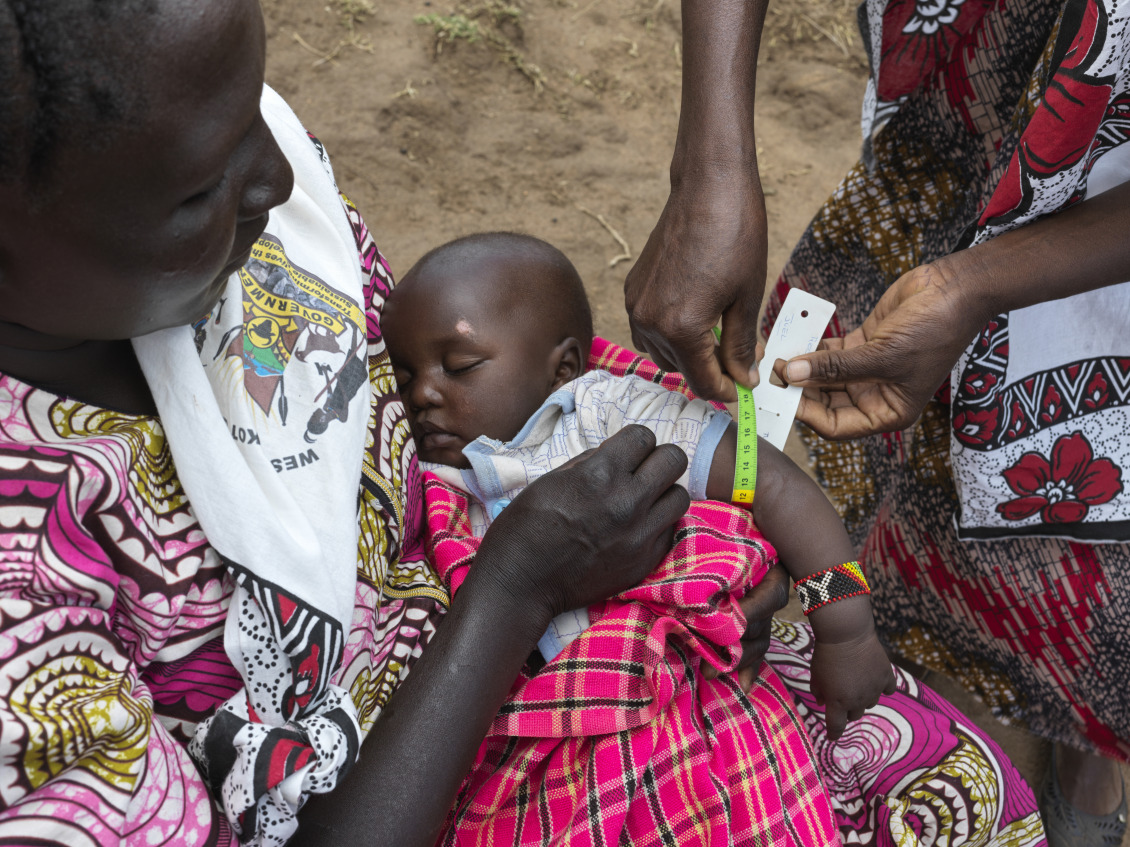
[777,264,989,440]
[794,387,906,440]
[633,446,692,575]
[479,426,693,617]
[716,293,763,393]
[596,423,664,471]
[555,447,598,472]
[619,430,689,492]
[586,428,691,584]
[675,327,741,404]
[630,326,681,376]
[771,337,848,391]
[586,427,689,556]
[883,673,898,695]
[636,482,691,569]
[783,338,922,439]
[824,705,847,741]
[737,565,789,624]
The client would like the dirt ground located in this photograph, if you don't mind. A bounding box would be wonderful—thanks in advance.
[260,0,867,338]
[260,0,1129,834]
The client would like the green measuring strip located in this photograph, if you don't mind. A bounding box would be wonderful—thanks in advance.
[732,382,757,504]
[711,327,758,505]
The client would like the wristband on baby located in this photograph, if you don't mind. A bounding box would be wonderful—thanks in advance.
[794,562,870,615]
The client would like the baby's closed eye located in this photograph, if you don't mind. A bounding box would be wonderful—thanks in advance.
[444,358,485,376]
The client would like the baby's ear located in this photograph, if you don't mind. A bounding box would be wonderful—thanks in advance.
[550,337,584,390]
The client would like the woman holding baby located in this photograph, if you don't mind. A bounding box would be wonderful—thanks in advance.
[0,3,697,844]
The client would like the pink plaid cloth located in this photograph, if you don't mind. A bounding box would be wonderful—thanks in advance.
[425,476,837,846]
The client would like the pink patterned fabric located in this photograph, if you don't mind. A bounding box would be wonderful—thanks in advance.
[767,620,1047,846]
[425,474,839,847]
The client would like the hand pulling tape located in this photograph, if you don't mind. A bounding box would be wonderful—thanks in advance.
[713,289,835,503]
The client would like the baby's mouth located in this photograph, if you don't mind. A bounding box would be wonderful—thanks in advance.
[415,421,464,453]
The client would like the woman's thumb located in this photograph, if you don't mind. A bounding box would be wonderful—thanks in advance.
[720,329,762,391]
[784,343,885,387]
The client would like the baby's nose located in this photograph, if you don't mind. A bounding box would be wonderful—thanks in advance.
[408,376,442,410]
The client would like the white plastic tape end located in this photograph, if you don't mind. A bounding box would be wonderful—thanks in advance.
[753,290,835,450]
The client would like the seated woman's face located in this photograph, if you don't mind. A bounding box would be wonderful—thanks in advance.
[0,0,294,344]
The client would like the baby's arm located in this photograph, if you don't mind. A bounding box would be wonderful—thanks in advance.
[708,425,895,738]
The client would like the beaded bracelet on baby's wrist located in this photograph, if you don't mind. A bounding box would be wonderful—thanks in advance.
[794,562,870,615]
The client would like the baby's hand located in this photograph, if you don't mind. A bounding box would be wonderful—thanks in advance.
[810,629,896,740]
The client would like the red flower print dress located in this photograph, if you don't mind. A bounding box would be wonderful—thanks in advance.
[765,0,1130,761]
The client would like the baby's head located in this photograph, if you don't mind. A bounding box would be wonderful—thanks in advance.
[383,232,593,468]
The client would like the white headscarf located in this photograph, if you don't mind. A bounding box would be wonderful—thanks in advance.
[133,86,369,846]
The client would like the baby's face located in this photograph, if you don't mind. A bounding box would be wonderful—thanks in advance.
[382,259,560,468]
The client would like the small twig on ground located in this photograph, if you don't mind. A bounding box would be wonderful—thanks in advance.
[575,204,632,267]
[394,79,418,99]
[613,35,639,57]
[800,13,850,56]
[570,0,603,22]
[293,31,344,66]
[483,28,546,91]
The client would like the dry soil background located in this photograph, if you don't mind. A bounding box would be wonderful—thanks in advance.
[260,0,866,341]
[259,0,1130,832]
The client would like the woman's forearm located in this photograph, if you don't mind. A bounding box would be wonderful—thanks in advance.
[622,0,769,400]
[294,569,550,847]
[941,180,1130,323]
[671,0,766,183]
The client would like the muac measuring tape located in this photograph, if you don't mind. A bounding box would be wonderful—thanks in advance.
[714,289,835,505]
[731,381,758,504]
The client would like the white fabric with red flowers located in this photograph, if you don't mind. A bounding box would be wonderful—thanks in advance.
[947,0,1130,541]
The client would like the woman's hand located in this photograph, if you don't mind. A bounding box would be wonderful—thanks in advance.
[623,0,769,404]
[777,262,987,440]
[624,174,768,404]
[473,424,692,624]
[703,564,789,691]
[781,179,1130,441]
